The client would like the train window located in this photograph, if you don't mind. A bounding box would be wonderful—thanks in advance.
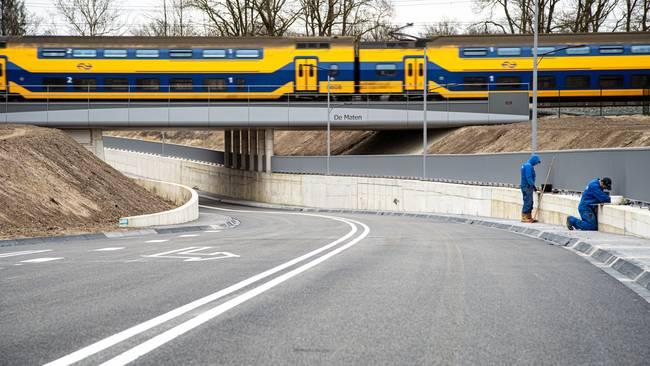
[328,64,339,77]
[41,49,66,57]
[42,77,67,91]
[73,78,97,91]
[72,49,97,58]
[462,48,487,56]
[566,46,590,55]
[407,63,413,77]
[202,49,226,58]
[631,75,650,88]
[497,48,521,56]
[104,78,129,91]
[538,75,556,89]
[170,78,193,91]
[203,78,226,92]
[599,46,624,54]
[136,78,160,91]
[565,75,590,89]
[297,42,330,49]
[235,49,260,58]
[463,76,487,91]
[495,76,521,89]
[599,75,624,88]
[536,47,556,55]
[308,65,314,77]
[376,64,397,77]
[169,49,193,58]
[631,45,650,54]
[135,49,160,58]
[104,49,127,58]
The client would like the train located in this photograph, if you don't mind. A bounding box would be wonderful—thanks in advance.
[0,32,649,101]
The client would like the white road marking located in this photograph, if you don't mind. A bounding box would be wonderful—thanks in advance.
[94,247,125,252]
[145,240,168,243]
[143,247,239,262]
[102,218,370,366]
[20,257,63,263]
[178,234,199,238]
[44,205,365,366]
[204,230,221,233]
[0,249,52,258]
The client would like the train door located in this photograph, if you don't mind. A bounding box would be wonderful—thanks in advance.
[295,58,318,92]
[404,57,424,91]
[0,58,6,92]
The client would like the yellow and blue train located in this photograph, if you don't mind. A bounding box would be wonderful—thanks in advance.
[0,32,648,100]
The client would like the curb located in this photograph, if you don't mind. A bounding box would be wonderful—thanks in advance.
[206,195,650,294]
[0,218,240,248]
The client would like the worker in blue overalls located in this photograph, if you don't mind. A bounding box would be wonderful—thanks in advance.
[520,154,541,223]
[566,177,612,231]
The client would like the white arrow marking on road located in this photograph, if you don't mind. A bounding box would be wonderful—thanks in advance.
[20,257,63,263]
[143,247,239,262]
[94,247,125,252]
[0,249,52,258]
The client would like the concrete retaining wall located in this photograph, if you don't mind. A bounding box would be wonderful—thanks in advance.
[106,149,650,239]
[119,177,199,227]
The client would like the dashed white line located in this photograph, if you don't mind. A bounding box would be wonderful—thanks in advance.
[0,249,52,258]
[178,234,199,238]
[94,247,125,252]
[20,257,63,263]
[145,240,168,243]
[204,230,221,233]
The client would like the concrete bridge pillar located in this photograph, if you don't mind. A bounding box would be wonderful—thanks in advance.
[224,129,232,168]
[265,128,274,173]
[63,128,105,161]
[257,130,265,172]
[232,129,241,169]
[241,129,250,170]
[249,129,258,171]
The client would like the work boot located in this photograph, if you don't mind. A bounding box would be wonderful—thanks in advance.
[521,213,535,223]
[566,217,574,231]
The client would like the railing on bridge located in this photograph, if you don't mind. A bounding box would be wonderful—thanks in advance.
[1,83,530,128]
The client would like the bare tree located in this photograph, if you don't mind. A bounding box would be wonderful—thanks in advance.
[253,0,301,35]
[474,0,561,34]
[191,0,260,36]
[420,19,460,37]
[340,0,393,40]
[299,0,341,36]
[54,0,124,36]
[557,0,619,32]
[1,0,28,35]
[134,0,195,36]
[642,0,650,30]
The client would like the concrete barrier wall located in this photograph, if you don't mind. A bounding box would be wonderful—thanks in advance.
[119,177,199,227]
[106,148,650,239]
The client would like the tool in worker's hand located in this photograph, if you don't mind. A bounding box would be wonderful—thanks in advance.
[534,155,556,222]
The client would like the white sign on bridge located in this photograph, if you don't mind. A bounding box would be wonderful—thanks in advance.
[143,247,239,262]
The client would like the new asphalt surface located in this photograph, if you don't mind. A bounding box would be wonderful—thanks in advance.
[1,198,649,365]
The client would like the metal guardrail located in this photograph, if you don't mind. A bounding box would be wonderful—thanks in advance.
[104,135,650,204]
[272,149,650,203]
[104,136,224,165]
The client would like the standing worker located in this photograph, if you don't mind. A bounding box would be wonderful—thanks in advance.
[520,154,541,223]
[566,177,612,231]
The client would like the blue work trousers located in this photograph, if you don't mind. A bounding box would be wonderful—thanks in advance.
[521,187,534,214]
[568,206,598,231]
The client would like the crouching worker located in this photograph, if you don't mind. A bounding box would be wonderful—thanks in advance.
[566,177,612,231]
[520,154,541,223]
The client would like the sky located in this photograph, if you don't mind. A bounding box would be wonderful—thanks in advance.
[24,0,479,36]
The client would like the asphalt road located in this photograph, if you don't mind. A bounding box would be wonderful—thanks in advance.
[1,199,649,366]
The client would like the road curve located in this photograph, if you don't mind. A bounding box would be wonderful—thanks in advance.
[0,198,648,365]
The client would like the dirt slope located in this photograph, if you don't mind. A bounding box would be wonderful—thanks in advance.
[427,115,650,154]
[105,130,375,156]
[0,125,174,239]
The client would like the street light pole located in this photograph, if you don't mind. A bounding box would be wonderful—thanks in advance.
[423,45,427,178]
[532,0,539,154]
[327,74,331,176]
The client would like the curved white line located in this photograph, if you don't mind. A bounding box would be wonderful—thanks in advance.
[101,218,371,366]
[45,204,367,366]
